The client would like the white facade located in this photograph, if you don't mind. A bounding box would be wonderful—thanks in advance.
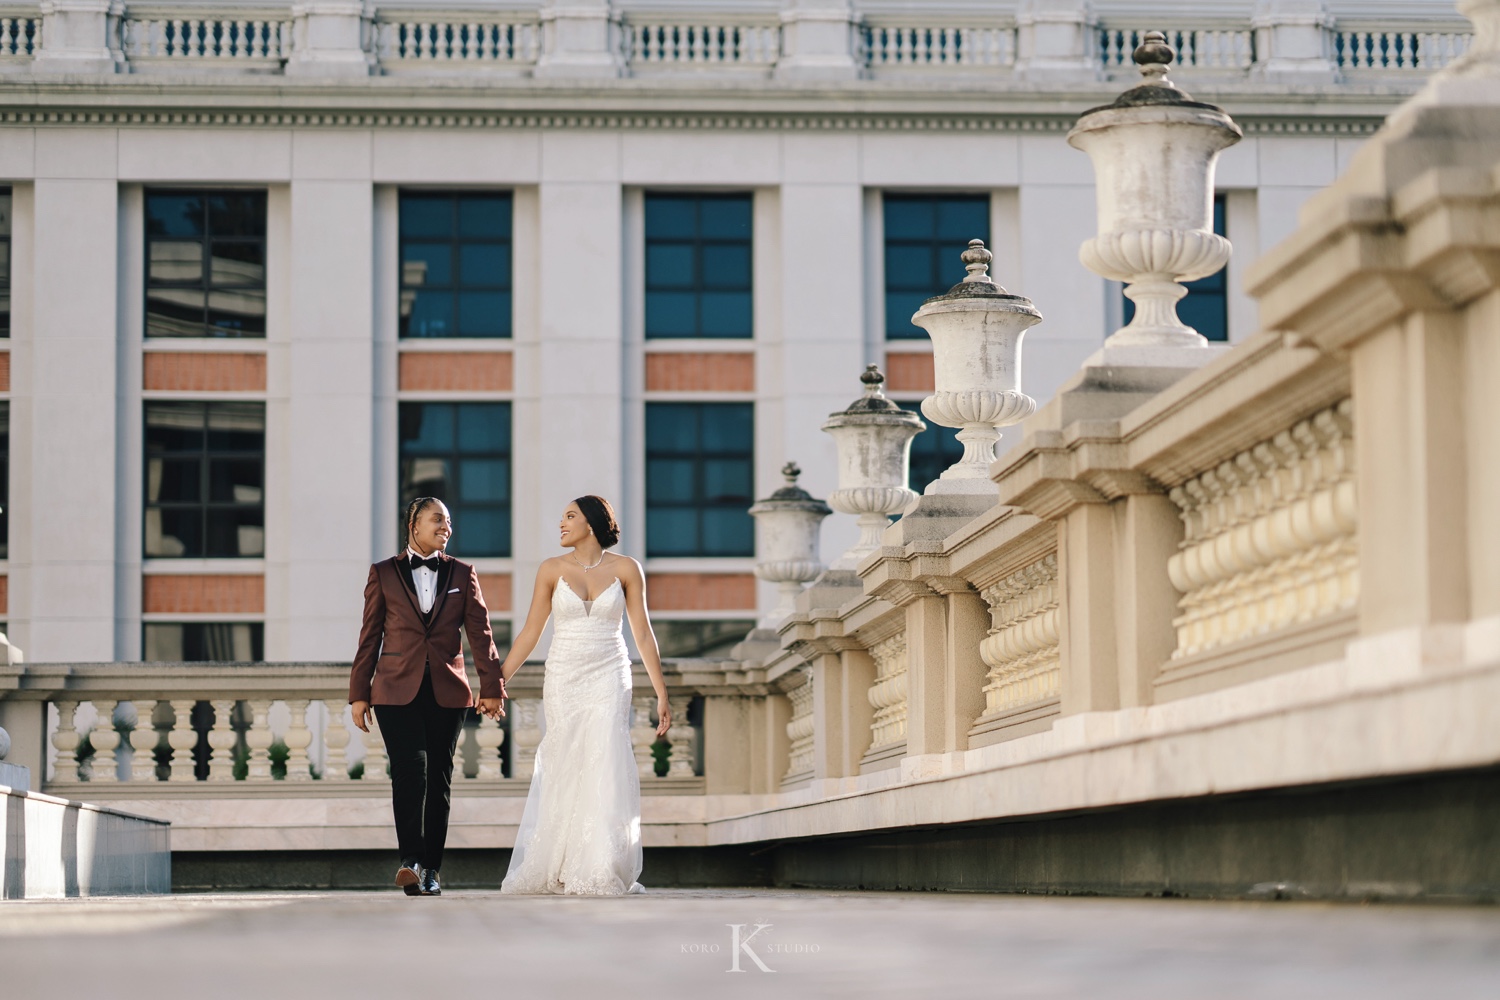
[0,0,1468,662]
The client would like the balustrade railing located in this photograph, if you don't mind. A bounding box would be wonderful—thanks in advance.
[864,632,908,760]
[861,24,1016,69]
[782,668,813,786]
[121,14,291,63]
[32,664,702,791]
[624,20,779,68]
[976,553,1060,726]
[1334,25,1469,72]
[1099,26,1254,72]
[1167,399,1358,660]
[375,16,540,67]
[0,14,38,58]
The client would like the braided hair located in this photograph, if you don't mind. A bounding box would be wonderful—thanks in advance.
[402,496,441,553]
[573,495,620,549]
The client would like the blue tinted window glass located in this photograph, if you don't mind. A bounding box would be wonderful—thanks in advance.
[404,243,453,287]
[144,400,265,559]
[701,244,751,289]
[699,197,752,238]
[146,195,205,238]
[400,402,511,557]
[400,191,512,339]
[457,292,509,337]
[645,402,753,557]
[884,194,989,341]
[645,292,699,337]
[645,193,753,339]
[400,197,453,238]
[898,401,960,493]
[698,293,753,337]
[146,191,266,339]
[647,244,695,289]
[458,196,509,238]
[1120,194,1227,342]
[458,244,507,286]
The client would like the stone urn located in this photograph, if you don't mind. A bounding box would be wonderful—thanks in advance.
[1068,30,1243,348]
[910,240,1041,494]
[821,365,925,569]
[748,462,833,629]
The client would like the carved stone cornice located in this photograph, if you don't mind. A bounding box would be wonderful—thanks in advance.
[994,421,1167,521]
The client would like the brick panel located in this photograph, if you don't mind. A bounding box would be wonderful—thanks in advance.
[143,574,264,614]
[400,352,514,392]
[646,572,756,611]
[477,572,512,613]
[884,352,935,393]
[0,351,9,393]
[144,352,266,392]
[644,353,755,392]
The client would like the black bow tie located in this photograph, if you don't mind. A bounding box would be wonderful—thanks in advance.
[410,555,441,572]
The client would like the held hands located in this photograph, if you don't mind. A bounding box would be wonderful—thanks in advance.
[656,696,672,738]
[477,697,506,720]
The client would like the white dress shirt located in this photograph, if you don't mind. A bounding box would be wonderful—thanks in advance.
[407,547,440,614]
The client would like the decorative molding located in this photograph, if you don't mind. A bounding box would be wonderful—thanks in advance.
[975,552,1059,720]
[783,666,814,784]
[866,631,908,750]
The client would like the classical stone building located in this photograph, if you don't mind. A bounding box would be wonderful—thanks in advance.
[0,0,1467,665]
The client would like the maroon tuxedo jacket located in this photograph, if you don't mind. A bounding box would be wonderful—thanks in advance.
[349,552,507,709]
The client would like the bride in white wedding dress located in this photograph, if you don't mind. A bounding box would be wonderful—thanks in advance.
[493,495,672,895]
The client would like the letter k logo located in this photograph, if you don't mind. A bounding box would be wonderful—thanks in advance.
[726,923,775,973]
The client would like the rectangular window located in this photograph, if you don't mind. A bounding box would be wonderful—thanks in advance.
[645,402,754,557]
[144,401,266,558]
[399,191,513,338]
[645,193,753,339]
[143,622,264,662]
[399,402,512,557]
[145,190,268,339]
[0,187,11,338]
[897,401,962,494]
[0,401,7,559]
[884,194,990,340]
[1122,194,1228,341]
[653,619,756,659]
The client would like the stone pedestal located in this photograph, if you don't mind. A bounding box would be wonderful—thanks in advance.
[1252,0,1338,83]
[285,1,375,77]
[776,0,859,81]
[536,0,623,79]
[1014,0,1099,83]
[34,0,123,74]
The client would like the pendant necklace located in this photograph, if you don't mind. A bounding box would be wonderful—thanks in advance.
[572,551,605,572]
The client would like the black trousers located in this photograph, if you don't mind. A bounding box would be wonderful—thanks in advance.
[373,672,467,871]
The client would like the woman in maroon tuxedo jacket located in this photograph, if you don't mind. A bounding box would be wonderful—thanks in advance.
[349,496,507,897]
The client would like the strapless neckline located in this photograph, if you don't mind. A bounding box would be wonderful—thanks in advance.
[557,576,622,618]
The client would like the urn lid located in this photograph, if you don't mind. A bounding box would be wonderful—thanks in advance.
[917,240,1042,316]
[749,463,832,516]
[1078,31,1230,117]
[824,366,926,426]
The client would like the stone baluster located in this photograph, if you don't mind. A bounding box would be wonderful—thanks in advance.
[360,713,389,781]
[323,701,351,780]
[866,634,909,750]
[664,696,697,778]
[630,694,659,779]
[128,701,163,782]
[244,699,274,780]
[284,699,314,782]
[206,699,239,782]
[783,672,815,781]
[51,699,83,782]
[167,699,199,782]
[88,699,121,783]
[473,713,506,780]
[508,698,542,780]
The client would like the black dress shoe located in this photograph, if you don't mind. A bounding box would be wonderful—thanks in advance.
[396,861,422,896]
[420,869,442,896]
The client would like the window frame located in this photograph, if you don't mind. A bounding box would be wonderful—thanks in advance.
[883,192,992,341]
[143,400,266,559]
[397,190,514,340]
[644,401,756,558]
[144,188,269,340]
[644,191,755,340]
[397,401,514,558]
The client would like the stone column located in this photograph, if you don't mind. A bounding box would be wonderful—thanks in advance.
[285,1,375,77]
[34,0,123,74]
[776,0,859,81]
[1014,0,1099,84]
[535,0,622,78]
[1251,0,1337,83]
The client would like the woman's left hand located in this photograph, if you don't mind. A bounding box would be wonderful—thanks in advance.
[655,697,672,738]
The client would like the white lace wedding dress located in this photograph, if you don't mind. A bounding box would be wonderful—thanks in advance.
[501,577,645,895]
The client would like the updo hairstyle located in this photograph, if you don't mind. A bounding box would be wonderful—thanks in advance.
[573,495,620,549]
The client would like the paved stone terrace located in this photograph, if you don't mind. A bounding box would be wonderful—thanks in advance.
[1,889,1498,998]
